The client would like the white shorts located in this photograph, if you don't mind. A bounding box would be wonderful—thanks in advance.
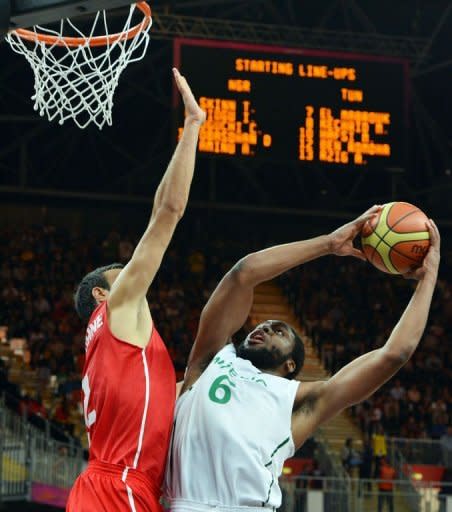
[170,499,275,512]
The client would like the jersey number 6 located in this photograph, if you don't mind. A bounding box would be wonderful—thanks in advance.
[208,375,236,404]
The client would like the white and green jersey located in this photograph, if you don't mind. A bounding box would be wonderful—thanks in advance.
[165,344,300,511]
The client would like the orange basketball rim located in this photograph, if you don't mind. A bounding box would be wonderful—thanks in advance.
[13,2,152,47]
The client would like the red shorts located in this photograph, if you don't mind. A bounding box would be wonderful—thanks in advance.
[66,460,162,512]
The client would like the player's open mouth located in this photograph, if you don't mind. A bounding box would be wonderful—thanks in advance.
[249,333,265,344]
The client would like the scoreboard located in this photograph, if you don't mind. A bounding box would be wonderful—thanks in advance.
[174,38,409,168]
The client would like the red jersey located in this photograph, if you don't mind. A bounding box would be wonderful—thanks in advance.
[71,301,175,509]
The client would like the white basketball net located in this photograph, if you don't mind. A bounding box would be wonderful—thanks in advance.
[5,4,152,129]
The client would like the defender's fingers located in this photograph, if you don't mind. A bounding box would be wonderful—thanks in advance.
[354,212,379,227]
[361,205,382,217]
[173,68,188,92]
[351,248,367,261]
[427,219,440,248]
[354,205,381,225]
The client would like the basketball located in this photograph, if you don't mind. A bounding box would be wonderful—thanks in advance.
[361,202,430,274]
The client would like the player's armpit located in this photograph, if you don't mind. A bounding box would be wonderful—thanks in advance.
[291,381,325,448]
[291,348,403,448]
[106,298,153,348]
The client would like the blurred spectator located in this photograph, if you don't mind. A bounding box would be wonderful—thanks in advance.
[308,460,325,490]
[382,397,400,435]
[407,385,421,406]
[402,416,422,439]
[360,437,373,491]
[378,457,396,512]
[341,438,361,474]
[372,425,387,477]
[441,426,452,467]
[370,401,384,435]
[390,379,405,402]
[52,396,71,433]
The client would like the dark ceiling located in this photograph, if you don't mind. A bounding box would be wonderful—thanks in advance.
[0,0,450,221]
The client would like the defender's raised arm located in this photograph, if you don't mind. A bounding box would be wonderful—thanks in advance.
[108,69,206,309]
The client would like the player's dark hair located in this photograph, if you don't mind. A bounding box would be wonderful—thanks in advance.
[74,263,124,321]
[287,325,305,380]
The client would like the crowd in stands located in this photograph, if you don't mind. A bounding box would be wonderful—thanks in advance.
[282,251,452,442]
[0,224,238,448]
[0,222,451,454]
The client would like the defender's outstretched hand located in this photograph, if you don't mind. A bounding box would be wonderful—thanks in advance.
[328,205,381,260]
[173,68,206,125]
[403,219,440,281]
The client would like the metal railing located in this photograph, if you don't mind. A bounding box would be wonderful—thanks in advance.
[314,431,351,510]
[0,402,29,501]
[281,476,350,512]
[2,391,80,446]
[30,432,85,489]
[389,436,428,512]
[0,399,84,503]
[280,476,452,512]
[316,430,349,480]
[389,437,452,468]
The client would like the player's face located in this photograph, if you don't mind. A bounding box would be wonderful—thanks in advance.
[237,320,295,373]
[92,268,123,306]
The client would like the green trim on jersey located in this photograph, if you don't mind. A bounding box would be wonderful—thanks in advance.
[263,474,275,505]
[262,437,290,504]
[264,437,290,467]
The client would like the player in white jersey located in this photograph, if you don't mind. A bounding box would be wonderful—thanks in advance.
[166,206,440,512]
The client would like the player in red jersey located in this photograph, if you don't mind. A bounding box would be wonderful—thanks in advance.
[66,68,205,512]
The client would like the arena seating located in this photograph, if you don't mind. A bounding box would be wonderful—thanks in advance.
[281,254,452,441]
[1,224,451,451]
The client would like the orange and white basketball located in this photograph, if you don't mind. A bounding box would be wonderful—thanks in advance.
[361,202,430,274]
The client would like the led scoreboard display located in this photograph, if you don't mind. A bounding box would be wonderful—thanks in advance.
[174,39,408,168]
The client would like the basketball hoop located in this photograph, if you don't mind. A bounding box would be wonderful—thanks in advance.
[5,2,152,129]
